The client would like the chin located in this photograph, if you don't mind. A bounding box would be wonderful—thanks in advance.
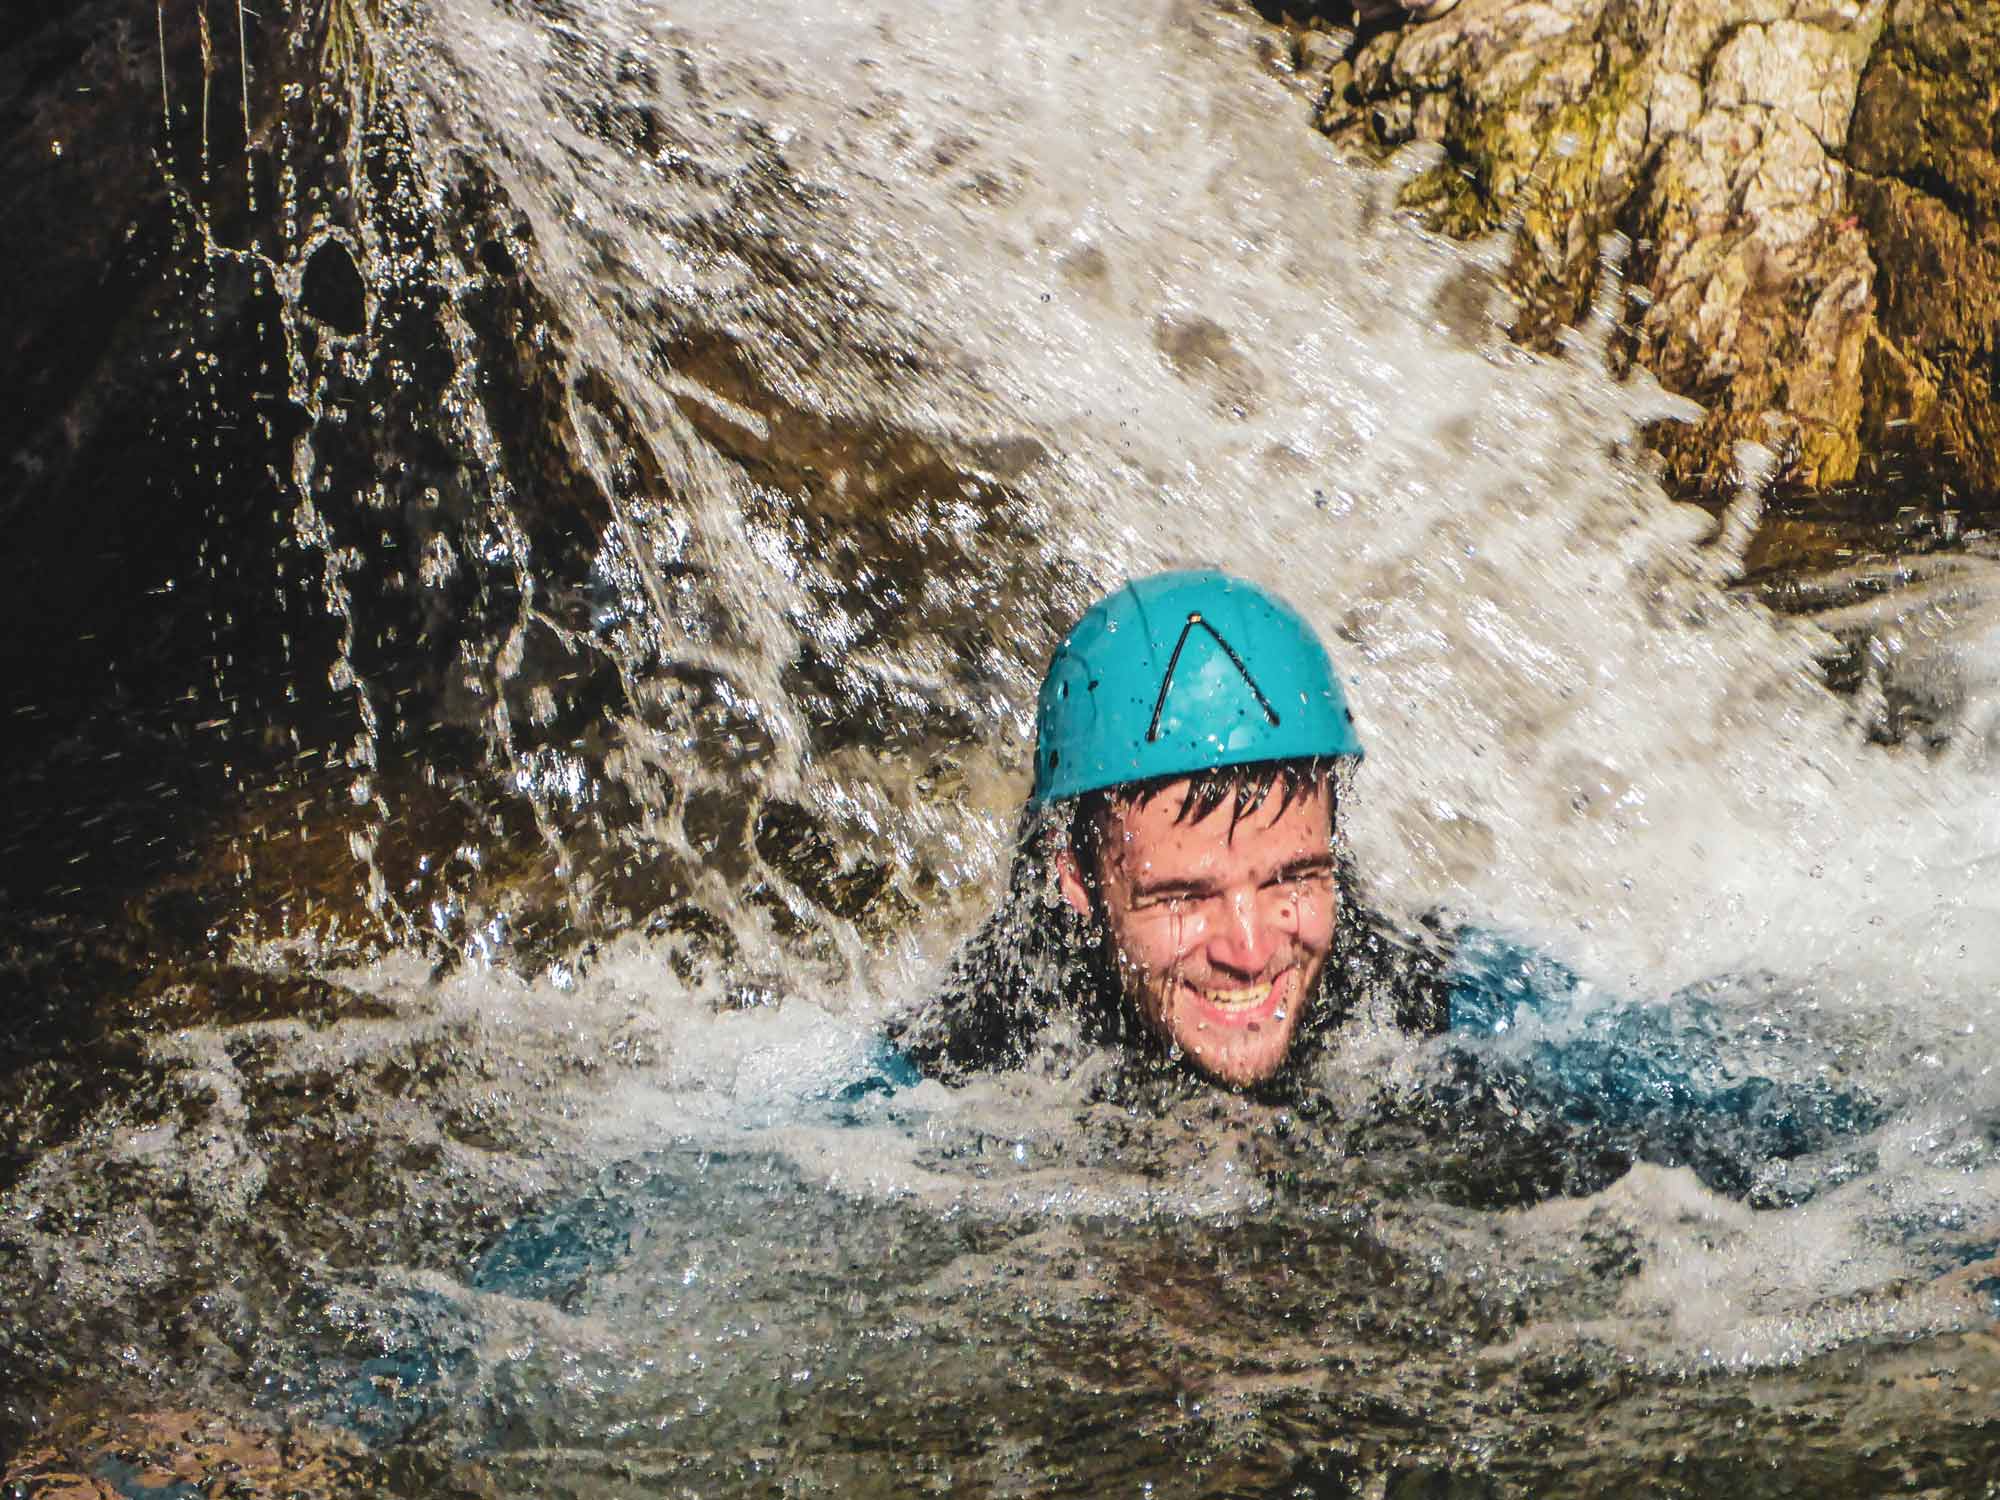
[1167,978,1313,1087]
[1177,1017,1302,1087]
[1193,1046,1293,1089]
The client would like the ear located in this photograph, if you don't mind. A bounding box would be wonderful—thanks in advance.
[1054,844,1095,921]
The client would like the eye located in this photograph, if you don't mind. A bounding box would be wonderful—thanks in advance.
[1133,886,1209,914]
[1274,865,1334,893]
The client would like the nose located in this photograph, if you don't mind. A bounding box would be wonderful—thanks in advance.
[1205,887,1284,977]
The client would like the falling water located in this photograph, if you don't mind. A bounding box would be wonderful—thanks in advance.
[9,0,2000,1492]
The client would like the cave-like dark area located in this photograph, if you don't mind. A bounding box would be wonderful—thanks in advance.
[0,6,329,924]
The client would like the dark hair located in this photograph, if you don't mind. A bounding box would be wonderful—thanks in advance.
[891,757,1448,1092]
[1066,758,1336,907]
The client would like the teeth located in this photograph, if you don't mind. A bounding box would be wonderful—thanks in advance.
[1205,984,1269,1008]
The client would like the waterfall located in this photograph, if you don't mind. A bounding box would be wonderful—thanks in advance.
[8,0,2000,1488]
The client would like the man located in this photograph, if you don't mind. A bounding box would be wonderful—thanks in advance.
[897,568,1446,1092]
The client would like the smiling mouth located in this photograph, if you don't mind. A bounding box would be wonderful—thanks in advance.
[1191,971,1289,1018]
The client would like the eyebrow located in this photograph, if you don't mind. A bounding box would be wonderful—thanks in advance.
[1128,874,1220,903]
[1127,854,1336,902]
[1275,854,1336,880]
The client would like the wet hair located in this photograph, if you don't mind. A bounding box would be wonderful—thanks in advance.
[892,756,1450,1093]
[1065,758,1335,908]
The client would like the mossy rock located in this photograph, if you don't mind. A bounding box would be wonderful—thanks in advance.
[1311,0,1998,517]
[1847,0,2000,500]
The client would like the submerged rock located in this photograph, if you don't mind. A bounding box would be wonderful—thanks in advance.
[1,1408,406,1499]
[1311,0,1998,512]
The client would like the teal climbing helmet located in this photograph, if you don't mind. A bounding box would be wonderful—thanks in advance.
[1031,568,1363,805]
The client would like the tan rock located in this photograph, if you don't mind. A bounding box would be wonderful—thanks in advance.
[0,1408,476,1500]
[1,1408,385,1500]
[1706,20,1860,149]
[1313,0,1932,502]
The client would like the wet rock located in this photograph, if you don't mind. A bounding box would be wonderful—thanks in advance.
[1846,0,2000,502]
[301,236,369,334]
[0,894,403,1200]
[1311,0,2000,510]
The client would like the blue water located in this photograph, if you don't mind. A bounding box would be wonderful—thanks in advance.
[233,1043,927,1458]
[241,943,1886,1462]
[1443,929,1884,1190]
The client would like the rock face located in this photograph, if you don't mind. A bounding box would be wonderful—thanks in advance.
[1312,0,1998,509]
[1848,1,2000,502]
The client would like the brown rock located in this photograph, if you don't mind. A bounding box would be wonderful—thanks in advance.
[1311,0,1999,504]
[1,1408,384,1500]
[1847,0,2000,498]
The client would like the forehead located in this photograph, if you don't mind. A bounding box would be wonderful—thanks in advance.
[1101,777,1331,874]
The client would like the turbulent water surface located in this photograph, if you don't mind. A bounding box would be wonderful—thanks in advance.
[9,0,2000,1492]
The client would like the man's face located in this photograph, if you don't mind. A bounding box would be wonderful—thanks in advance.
[1056,778,1338,1087]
